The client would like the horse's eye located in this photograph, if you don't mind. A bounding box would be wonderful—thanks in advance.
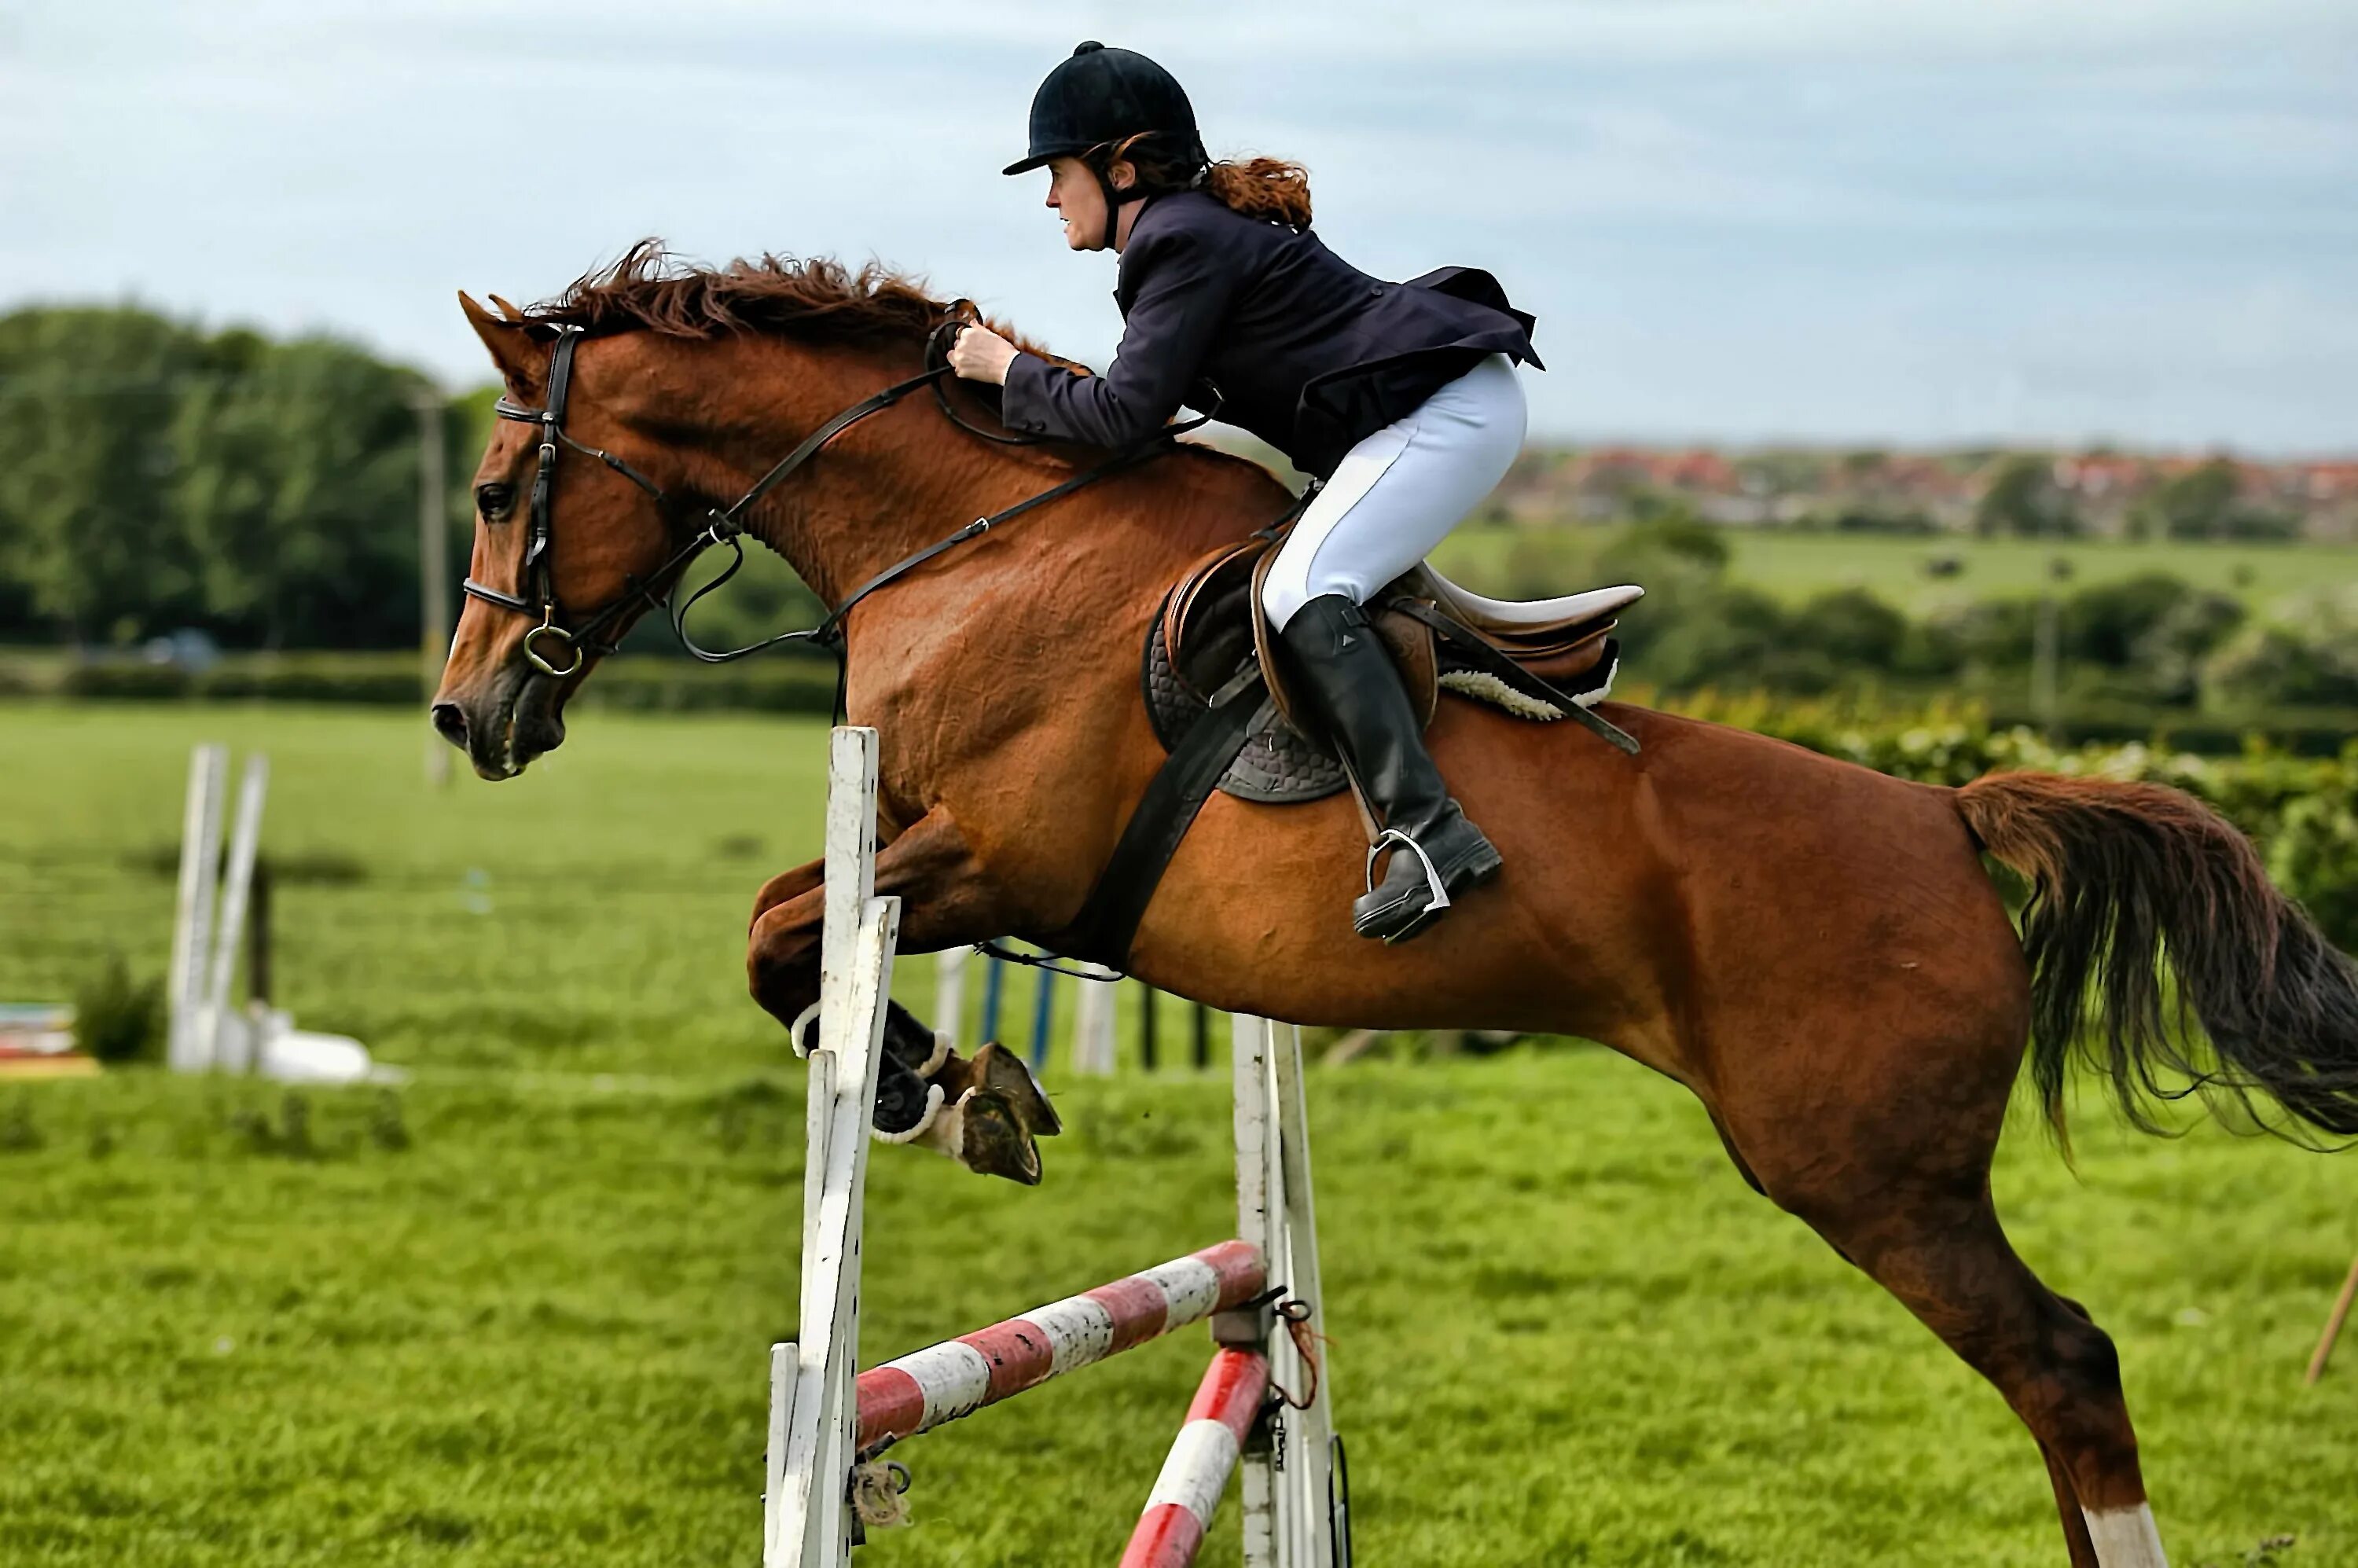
[476,483,516,520]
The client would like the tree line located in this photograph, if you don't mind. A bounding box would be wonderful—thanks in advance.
[0,304,834,655]
[0,305,494,649]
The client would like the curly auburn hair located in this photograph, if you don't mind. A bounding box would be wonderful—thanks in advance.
[1104,134,1312,230]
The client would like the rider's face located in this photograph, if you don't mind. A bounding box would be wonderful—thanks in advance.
[1045,156,1135,252]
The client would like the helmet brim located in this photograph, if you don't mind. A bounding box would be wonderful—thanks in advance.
[1001,141,1096,177]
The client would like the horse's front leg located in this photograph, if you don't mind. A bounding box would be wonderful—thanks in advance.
[746,806,1061,1184]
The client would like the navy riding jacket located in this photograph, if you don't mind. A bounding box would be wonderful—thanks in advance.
[1000,189,1541,479]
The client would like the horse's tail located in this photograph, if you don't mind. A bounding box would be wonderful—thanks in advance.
[1956,770,2358,1143]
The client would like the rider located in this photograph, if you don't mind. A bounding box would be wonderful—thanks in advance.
[949,42,1541,945]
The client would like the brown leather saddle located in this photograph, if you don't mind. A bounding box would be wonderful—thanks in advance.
[1141,534,1640,803]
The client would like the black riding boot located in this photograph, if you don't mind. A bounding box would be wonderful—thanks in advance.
[1279,593,1502,942]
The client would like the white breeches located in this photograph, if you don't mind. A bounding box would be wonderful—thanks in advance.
[1260,352,1528,631]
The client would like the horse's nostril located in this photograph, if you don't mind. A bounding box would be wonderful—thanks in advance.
[430,703,469,749]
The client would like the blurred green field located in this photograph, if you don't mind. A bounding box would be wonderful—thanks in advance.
[1431,525,2358,617]
[4,703,2356,1567]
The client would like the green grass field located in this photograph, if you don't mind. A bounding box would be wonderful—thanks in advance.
[5,703,2356,1566]
[1431,526,2358,618]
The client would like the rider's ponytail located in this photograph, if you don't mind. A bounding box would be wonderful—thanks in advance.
[1200,157,1313,228]
[1110,134,1313,230]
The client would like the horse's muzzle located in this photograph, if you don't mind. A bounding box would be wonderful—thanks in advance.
[431,669,567,780]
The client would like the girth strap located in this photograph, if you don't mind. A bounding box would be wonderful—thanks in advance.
[1051,662,1273,969]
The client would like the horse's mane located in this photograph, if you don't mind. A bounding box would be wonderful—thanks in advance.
[510,239,1074,369]
[514,239,955,344]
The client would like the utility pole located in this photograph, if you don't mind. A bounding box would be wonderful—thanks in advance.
[413,387,451,788]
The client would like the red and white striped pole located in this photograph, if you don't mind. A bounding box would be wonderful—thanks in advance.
[1120,1348,1272,1568]
[855,1239,1264,1451]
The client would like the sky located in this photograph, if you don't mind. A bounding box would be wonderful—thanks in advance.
[5,1,2354,454]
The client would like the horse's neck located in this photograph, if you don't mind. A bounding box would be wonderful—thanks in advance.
[709,340,1280,611]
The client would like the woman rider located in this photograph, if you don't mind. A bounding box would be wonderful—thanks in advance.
[949,42,1541,945]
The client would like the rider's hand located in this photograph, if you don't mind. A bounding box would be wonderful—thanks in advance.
[947,325,1019,386]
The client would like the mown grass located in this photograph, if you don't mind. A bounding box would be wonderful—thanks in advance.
[1431,524,2358,618]
[3,703,2355,1567]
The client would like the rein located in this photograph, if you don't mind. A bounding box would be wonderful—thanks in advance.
[464,318,1204,702]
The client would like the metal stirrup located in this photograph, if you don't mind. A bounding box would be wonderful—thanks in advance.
[1362,828,1450,913]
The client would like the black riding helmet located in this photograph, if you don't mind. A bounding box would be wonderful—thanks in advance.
[1004,42,1209,248]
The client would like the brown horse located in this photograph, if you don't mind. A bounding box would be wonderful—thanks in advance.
[431,249,2358,1568]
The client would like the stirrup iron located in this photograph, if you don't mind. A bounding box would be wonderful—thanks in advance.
[1364,828,1450,913]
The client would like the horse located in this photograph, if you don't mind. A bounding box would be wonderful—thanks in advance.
[429,247,2358,1568]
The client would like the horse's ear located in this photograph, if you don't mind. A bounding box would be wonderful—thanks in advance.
[459,291,542,400]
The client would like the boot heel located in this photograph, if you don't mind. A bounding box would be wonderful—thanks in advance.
[1453,841,1504,887]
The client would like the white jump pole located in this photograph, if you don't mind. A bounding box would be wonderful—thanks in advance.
[1232,1015,1338,1568]
[1071,961,1121,1076]
[167,744,229,1073]
[193,754,270,1074]
[766,728,900,1568]
[935,945,968,1055]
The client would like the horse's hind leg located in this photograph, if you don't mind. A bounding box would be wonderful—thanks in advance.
[746,805,1058,1182]
[1808,1192,2163,1566]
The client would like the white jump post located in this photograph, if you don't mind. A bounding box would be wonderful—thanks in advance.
[933,944,968,1054]
[195,754,270,1074]
[156,744,385,1086]
[167,744,229,1073]
[767,726,901,1567]
[767,726,1344,1568]
[1231,1011,1339,1568]
[1071,960,1121,1076]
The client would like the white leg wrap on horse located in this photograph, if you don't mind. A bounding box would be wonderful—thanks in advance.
[915,1029,949,1078]
[2082,1504,2168,1567]
[871,1083,946,1147]
[787,1000,823,1059]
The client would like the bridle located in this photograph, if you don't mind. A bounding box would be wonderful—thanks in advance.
[462,315,1200,685]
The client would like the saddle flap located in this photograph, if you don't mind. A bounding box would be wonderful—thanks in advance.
[1374,603,1441,728]
[1511,621,1616,685]
[1248,549,1440,743]
[1165,538,1269,700]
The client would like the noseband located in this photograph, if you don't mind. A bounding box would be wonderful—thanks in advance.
[463,319,1206,686]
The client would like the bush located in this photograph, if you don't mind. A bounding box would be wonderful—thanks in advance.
[2206,589,2358,709]
[74,953,164,1064]
[2060,574,2198,666]
[2133,590,2247,704]
[1794,588,1908,670]
[1640,585,1796,692]
[1937,598,2038,670]
[2270,787,2358,953]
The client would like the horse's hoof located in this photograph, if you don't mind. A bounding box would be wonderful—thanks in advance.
[955,1088,1044,1185]
[971,1041,1063,1139]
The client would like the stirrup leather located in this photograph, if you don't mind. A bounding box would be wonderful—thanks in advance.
[1363,828,1450,913]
